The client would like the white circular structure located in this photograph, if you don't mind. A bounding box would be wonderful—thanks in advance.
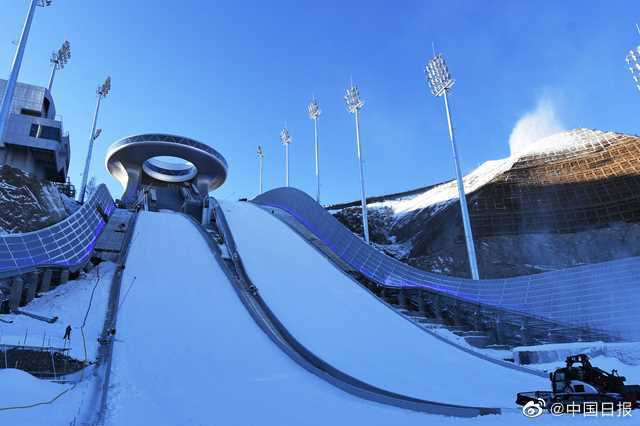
[106,133,228,207]
[142,157,198,183]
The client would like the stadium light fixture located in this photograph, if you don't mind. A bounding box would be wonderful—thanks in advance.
[79,77,111,203]
[425,52,480,280]
[48,40,71,92]
[626,24,640,92]
[626,46,640,92]
[280,127,291,187]
[344,82,370,243]
[307,98,321,203]
[0,0,54,147]
[257,144,264,194]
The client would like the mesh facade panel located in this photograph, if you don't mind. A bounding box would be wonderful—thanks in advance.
[254,187,640,341]
[0,184,114,278]
[469,130,640,237]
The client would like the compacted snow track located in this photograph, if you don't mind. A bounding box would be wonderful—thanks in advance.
[220,200,548,409]
[104,211,432,425]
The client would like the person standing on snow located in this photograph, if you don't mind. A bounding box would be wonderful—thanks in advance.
[63,325,72,341]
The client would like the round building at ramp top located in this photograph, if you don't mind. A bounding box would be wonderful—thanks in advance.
[106,133,227,208]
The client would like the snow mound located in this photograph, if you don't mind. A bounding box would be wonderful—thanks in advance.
[0,369,70,408]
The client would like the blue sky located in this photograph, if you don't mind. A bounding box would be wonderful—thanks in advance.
[0,0,639,204]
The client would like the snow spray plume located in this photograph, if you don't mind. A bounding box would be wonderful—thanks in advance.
[508,98,564,155]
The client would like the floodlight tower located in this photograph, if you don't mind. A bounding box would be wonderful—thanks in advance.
[425,52,480,280]
[79,77,111,203]
[626,25,640,92]
[280,127,291,187]
[308,98,321,203]
[344,82,370,243]
[0,0,53,147]
[48,40,71,92]
[257,145,264,194]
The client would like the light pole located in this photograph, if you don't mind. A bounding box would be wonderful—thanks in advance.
[0,0,53,147]
[426,52,480,280]
[626,25,640,92]
[257,145,264,194]
[79,77,110,203]
[308,98,321,203]
[48,40,71,92]
[344,82,370,243]
[280,127,291,187]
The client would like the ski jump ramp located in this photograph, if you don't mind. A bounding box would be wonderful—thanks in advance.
[105,207,559,423]
[219,200,547,409]
[252,187,640,342]
[106,212,433,425]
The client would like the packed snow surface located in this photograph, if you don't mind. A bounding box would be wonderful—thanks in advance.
[0,369,66,407]
[0,369,93,425]
[2,209,626,425]
[221,200,548,407]
[0,366,100,425]
[105,211,432,425]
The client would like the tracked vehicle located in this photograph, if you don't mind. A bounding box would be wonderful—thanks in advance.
[517,354,640,413]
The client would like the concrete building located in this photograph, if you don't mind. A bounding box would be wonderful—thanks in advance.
[0,79,70,182]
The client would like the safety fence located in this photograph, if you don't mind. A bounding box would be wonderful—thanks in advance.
[253,187,640,341]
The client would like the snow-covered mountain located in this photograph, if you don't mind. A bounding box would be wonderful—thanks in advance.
[0,165,77,234]
[333,129,640,278]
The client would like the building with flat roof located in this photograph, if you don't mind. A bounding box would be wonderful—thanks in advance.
[0,79,70,182]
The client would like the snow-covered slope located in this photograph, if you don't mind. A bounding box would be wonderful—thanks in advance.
[372,129,616,220]
[0,369,90,425]
[334,129,640,278]
[220,200,547,407]
[380,157,515,220]
[106,211,430,425]
[0,262,116,361]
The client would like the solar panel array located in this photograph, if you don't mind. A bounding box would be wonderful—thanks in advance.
[0,184,115,279]
[253,187,640,341]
